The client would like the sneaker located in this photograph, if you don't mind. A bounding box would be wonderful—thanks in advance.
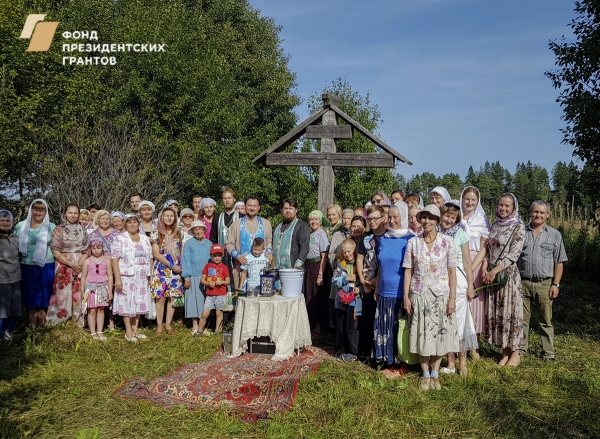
[125,335,138,342]
[458,369,468,376]
[202,329,212,337]
[418,376,430,390]
[338,353,357,362]
[429,377,442,391]
[440,367,456,374]
[2,331,12,341]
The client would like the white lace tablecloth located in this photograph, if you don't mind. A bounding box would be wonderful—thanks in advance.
[232,295,312,361]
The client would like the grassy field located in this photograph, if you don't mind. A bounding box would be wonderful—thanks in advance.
[1,277,600,439]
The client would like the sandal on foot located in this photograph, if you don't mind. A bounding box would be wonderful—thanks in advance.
[125,335,138,342]
[135,333,147,339]
[418,376,430,390]
[90,332,99,340]
[97,332,107,341]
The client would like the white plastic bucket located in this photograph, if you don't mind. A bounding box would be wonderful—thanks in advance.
[279,268,304,298]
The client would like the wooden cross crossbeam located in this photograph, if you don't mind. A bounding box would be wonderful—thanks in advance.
[253,93,411,213]
[305,125,352,139]
[265,152,395,168]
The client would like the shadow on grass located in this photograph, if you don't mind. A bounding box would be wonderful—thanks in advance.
[0,324,93,437]
[0,326,54,383]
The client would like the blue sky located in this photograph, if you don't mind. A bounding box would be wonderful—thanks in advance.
[249,0,578,184]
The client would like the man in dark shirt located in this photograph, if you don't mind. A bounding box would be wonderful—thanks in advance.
[272,198,309,269]
[518,200,568,361]
[210,188,240,245]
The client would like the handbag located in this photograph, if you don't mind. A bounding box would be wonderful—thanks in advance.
[338,288,355,305]
[172,295,184,308]
[338,264,356,305]
[487,225,518,288]
[397,316,419,365]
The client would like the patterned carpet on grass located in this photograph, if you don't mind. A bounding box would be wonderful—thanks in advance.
[115,346,329,423]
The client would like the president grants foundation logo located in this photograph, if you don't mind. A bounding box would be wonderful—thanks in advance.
[20,14,59,52]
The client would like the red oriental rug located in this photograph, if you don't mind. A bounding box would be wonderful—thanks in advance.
[115,346,330,423]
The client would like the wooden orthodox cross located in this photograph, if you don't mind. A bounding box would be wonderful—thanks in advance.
[253,94,412,213]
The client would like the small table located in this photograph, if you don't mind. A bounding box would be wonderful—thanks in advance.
[231,295,312,361]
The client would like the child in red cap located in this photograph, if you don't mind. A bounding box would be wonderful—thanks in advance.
[199,244,231,335]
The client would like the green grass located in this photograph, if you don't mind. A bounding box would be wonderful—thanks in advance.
[1,279,600,438]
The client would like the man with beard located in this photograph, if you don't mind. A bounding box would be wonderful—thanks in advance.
[226,196,272,290]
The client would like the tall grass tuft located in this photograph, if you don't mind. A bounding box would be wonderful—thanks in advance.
[549,207,600,282]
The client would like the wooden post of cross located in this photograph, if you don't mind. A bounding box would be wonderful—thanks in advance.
[317,94,340,214]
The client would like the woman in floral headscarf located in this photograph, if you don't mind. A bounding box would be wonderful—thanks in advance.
[483,193,525,367]
[15,199,56,327]
[150,208,183,335]
[47,203,90,327]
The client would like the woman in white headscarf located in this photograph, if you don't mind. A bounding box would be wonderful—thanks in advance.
[460,186,491,359]
[430,187,451,208]
[15,199,56,327]
[138,200,156,237]
[374,202,412,370]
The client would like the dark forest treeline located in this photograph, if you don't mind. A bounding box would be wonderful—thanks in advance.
[396,159,598,220]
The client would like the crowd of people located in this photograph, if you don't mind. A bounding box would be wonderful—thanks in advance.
[0,186,567,391]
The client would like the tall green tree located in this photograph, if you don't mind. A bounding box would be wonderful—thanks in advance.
[513,161,551,215]
[405,172,439,197]
[546,0,600,205]
[0,0,299,218]
[404,172,462,200]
